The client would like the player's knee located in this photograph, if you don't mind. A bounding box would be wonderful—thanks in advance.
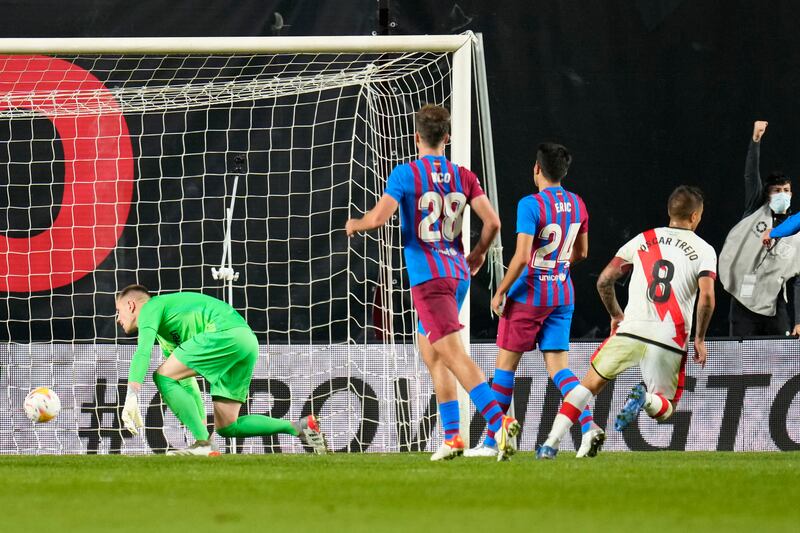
[216,422,236,438]
[153,369,177,381]
[152,370,167,389]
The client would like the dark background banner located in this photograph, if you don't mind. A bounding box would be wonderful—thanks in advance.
[1,1,798,340]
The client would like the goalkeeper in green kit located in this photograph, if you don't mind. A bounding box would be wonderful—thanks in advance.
[115,284,328,456]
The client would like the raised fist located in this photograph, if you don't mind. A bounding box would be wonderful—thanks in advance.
[753,120,768,142]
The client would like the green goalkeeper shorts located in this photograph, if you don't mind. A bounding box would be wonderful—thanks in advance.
[171,327,259,403]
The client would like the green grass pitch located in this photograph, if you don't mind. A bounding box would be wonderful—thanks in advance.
[1,452,798,532]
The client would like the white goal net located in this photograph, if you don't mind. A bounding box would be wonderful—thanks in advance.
[0,35,492,454]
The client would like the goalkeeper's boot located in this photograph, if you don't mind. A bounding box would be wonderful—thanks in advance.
[576,426,606,458]
[614,383,647,432]
[495,415,521,462]
[463,442,498,458]
[535,444,558,460]
[166,439,220,457]
[430,434,465,461]
[293,414,329,454]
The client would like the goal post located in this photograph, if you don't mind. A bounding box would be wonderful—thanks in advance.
[0,33,500,454]
[450,39,474,443]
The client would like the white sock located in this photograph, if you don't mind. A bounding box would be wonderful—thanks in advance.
[544,414,571,448]
[544,385,593,448]
[644,392,673,421]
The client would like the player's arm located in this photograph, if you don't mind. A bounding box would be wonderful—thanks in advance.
[127,327,158,393]
[744,120,767,215]
[571,197,589,265]
[121,327,158,435]
[770,212,800,239]
[762,212,800,246]
[570,231,588,265]
[345,194,399,236]
[120,329,158,435]
[596,257,629,334]
[491,232,532,315]
[465,195,501,275]
[693,276,716,368]
[122,304,161,435]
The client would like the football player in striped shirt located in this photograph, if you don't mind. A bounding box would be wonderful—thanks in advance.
[465,142,604,459]
[345,104,520,461]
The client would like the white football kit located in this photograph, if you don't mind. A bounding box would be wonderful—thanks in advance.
[592,227,717,401]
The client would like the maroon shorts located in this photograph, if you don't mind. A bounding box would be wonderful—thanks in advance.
[411,278,465,344]
[496,300,573,353]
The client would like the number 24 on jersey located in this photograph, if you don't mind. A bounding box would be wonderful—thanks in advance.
[531,223,581,269]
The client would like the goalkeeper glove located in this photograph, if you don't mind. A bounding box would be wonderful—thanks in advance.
[122,386,144,435]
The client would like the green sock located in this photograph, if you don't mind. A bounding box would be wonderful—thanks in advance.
[178,377,206,423]
[217,415,298,439]
[153,372,210,441]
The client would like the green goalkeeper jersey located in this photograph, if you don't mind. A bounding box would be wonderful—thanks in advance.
[128,292,250,383]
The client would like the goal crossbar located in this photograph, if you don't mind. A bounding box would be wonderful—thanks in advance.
[0,35,472,54]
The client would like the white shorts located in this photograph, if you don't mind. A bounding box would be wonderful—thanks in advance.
[590,333,687,402]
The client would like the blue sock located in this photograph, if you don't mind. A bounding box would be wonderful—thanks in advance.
[579,410,594,434]
[553,368,593,434]
[439,400,460,441]
[484,369,515,447]
[469,382,504,435]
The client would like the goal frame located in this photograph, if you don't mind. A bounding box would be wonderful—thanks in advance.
[0,33,489,449]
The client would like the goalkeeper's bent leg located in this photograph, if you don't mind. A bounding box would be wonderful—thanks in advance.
[217,415,299,438]
[153,372,210,441]
[178,376,207,423]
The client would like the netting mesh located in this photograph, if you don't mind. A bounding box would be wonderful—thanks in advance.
[0,49,459,453]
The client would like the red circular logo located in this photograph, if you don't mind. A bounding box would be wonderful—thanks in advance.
[0,56,134,292]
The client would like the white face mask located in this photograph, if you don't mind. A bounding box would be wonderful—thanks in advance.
[769,192,792,214]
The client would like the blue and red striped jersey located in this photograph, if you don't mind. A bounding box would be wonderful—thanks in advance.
[384,155,485,287]
[507,186,588,307]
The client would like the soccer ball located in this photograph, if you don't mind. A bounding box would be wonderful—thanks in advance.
[23,387,61,423]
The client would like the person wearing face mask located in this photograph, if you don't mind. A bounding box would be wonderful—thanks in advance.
[719,121,800,337]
